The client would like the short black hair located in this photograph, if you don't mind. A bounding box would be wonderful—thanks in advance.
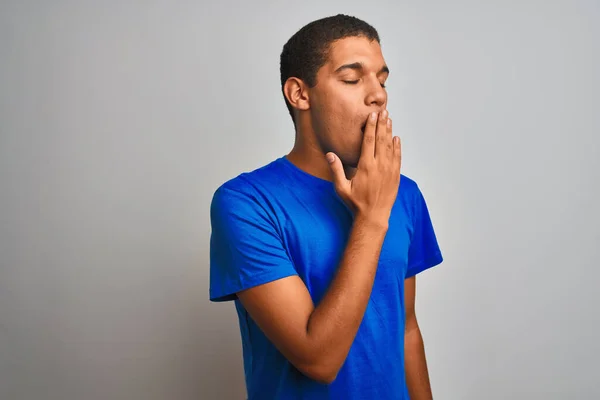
[279,14,380,125]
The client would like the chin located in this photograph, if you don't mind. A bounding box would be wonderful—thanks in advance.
[339,153,360,169]
[346,159,359,169]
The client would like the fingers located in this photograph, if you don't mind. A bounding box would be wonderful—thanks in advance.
[378,113,401,176]
[360,110,397,164]
[385,118,393,158]
[326,152,350,195]
[359,112,378,163]
[375,110,389,158]
[393,135,402,177]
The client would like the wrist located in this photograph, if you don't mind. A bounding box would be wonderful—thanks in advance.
[353,212,390,233]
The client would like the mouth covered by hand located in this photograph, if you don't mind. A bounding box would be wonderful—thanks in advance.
[360,111,384,134]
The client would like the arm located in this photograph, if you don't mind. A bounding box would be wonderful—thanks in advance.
[238,215,387,384]
[238,110,401,384]
[404,276,433,400]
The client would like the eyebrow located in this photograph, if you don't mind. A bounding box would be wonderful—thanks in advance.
[334,62,390,75]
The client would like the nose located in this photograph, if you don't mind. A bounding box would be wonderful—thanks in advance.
[364,77,387,108]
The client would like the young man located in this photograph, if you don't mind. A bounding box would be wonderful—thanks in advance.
[209,14,443,400]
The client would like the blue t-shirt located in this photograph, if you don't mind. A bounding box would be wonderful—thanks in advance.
[209,156,443,400]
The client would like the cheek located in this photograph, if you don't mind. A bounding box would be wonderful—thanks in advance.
[316,104,346,133]
[312,90,361,142]
[329,100,360,130]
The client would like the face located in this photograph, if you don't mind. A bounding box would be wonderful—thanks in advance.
[309,36,389,167]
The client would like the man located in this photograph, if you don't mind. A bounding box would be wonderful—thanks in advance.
[209,14,443,400]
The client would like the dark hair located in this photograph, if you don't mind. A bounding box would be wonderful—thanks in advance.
[279,14,380,125]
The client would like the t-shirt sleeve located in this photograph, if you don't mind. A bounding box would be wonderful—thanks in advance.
[405,185,443,278]
[209,185,298,302]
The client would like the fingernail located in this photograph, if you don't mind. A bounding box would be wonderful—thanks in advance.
[382,110,388,118]
[326,153,335,163]
[370,112,377,121]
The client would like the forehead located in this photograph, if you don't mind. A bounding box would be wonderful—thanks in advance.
[323,36,385,72]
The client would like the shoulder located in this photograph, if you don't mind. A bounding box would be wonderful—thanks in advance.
[394,174,426,221]
[211,158,285,217]
[399,174,419,194]
[398,173,423,205]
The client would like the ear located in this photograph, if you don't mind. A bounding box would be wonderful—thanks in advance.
[283,77,310,112]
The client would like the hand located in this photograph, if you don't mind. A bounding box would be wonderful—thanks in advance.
[326,110,401,228]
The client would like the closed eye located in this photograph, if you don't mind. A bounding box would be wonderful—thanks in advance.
[343,80,386,88]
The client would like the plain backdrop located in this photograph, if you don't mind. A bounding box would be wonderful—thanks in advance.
[1,1,599,399]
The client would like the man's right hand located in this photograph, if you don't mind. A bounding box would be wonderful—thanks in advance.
[326,110,402,228]
[236,110,400,384]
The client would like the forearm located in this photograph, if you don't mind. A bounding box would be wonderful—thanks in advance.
[306,214,388,377]
[405,326,433,400]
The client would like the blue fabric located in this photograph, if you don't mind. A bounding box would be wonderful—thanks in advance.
[210,156,443,400]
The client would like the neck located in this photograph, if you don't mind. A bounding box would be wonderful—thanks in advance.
[286,127,357,182]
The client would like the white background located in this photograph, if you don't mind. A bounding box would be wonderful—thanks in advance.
[1,1,599,399]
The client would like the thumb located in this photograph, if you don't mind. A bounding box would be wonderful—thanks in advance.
[326,153,349,194]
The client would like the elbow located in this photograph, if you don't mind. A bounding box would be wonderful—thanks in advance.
[307,368,339,385]
[286,338,345,384]
[296,360,341,385]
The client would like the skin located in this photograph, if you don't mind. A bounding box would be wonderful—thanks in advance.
[285,35,390,180]
[237,36,433,398]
